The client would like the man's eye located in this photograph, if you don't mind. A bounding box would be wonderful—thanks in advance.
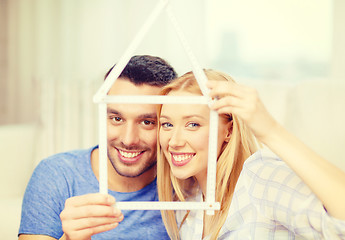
[112,116,122,122]
[142,120,156,126]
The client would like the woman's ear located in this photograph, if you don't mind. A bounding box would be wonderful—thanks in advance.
[224,120,233,143]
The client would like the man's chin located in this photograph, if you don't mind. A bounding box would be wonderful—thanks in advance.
[117,162,156,178]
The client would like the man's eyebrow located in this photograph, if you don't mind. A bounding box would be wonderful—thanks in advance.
[107,108,121,115]
[139,113,157,119]
[107,109,156,119]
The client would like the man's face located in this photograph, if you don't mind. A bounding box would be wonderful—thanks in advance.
[106,78,161,178]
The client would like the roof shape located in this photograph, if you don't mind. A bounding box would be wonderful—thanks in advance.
[93,0,220,214]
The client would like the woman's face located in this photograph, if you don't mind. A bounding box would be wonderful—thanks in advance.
[159,90,231,182]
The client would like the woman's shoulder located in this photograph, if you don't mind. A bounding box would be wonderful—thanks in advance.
[243,149,290,178]
[240,148,312,199]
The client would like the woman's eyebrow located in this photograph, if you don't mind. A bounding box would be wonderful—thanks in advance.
[160,114,207,120]
[183,115,207,120]
[159,115,170,120]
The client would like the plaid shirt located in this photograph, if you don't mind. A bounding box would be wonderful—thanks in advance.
[177,150,345,239]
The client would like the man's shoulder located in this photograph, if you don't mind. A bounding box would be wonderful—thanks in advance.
[26,146,98,193]
[38,146,96,170]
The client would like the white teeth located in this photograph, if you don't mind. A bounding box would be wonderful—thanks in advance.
[119,150,141,158]
[172,154,194,162]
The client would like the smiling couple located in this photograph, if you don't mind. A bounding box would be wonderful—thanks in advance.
[19,55,345,240]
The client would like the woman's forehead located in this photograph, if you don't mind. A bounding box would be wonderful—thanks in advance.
[166,89,198,97]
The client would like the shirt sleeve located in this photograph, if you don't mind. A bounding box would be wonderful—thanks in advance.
[19,159,70,239]
[243,150,345,239]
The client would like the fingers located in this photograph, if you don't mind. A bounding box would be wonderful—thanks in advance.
[63,222,119,240]
[211,95,245,111]
[62,204,121,219]
[207,80,264,126]
[65,193,115,207]
[72,216,124,230]
[63,219,120,240]
[211,96,254,123]
[207,80,251,99]
[207,79,278,141]
[60,193,123,240]
[62,193,122,219]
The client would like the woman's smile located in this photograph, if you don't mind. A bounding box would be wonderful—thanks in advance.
[170,152,196,166]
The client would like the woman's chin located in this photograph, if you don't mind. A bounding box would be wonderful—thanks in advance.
[171,170,192,180]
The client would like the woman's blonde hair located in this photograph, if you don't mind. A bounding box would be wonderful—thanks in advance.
[157,69,259,240]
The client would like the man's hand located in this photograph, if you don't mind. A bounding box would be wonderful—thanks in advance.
[60,193,123,240]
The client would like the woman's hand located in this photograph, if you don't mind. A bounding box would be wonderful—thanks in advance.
[207,80,278,143]
[207,80,345,220]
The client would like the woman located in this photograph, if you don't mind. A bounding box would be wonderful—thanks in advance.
[157,69,345,239]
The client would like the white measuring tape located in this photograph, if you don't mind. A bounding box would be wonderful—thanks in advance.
[94,0,220,215]
[96,97,220,214]
[99,95,209,105]
[115,201,220,211]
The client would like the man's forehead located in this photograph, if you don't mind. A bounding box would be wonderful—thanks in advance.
[107,104,158,118]
[108,78,161,96]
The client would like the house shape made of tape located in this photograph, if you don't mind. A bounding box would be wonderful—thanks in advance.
[93,0,220,214]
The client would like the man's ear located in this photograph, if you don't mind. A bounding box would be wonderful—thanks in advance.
[224,120,233,143]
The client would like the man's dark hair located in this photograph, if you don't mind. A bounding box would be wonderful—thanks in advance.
[104,55,177,87]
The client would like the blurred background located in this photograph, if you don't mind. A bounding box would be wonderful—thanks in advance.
[1,0,345,238]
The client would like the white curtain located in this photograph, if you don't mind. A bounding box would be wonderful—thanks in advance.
[3,0,344,166]
[2,0,207,164]
[331,0,345,81]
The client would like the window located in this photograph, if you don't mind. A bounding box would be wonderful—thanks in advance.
[205,0,332,82]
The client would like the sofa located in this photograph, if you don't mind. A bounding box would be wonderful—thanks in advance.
[0,124,38,239]
[1,80,345,239]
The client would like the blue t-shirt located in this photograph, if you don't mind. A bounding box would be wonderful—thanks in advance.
[19,146,169,239]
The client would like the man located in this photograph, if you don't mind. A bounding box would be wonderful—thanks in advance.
[18,55,177,240]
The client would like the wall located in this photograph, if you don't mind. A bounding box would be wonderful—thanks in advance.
[0,0,207,163]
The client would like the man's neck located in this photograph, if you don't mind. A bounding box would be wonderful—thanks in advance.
[91,148,157,192]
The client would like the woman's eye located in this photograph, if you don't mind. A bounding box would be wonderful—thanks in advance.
[161,122,173,128]
[186,122,200,128]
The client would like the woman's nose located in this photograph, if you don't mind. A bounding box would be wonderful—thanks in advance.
[168,129,185,148]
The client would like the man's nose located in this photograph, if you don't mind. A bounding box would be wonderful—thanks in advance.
[121,123,140,147]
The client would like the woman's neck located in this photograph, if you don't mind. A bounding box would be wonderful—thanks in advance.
[194,171,208,197]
